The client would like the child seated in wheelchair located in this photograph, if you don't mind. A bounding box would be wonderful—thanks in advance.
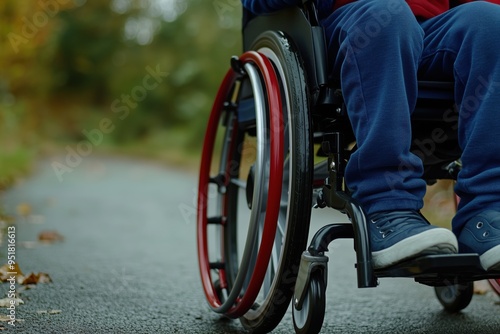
[242,0,500,271]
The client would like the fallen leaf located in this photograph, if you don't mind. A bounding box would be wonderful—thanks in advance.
[1,263,53,285]
[37,272,52,283]
[0,298,24,308]
[38,230,64,243]
[20,272,52,285]
[0,263,23,282]
[16,203,32,217]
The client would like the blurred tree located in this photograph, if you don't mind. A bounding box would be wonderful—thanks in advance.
[1,0,241,153]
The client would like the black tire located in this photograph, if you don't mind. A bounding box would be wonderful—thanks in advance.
[238,31,313,332]
[292,272,326,334]
[434,281,474,313]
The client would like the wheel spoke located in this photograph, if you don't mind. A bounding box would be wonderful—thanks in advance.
[276,215,286,241]
[209,262,225,270]
[209,174,224,186]
[263,215,275,294]
[229,178,246,189]
[271,234,280,271]
[207,216,225,225]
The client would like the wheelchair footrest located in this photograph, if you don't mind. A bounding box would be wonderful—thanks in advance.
[374,254,500,286]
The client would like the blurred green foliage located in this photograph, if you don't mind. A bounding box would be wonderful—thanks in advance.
[0,0,242,178]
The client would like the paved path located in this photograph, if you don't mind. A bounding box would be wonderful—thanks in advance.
[1,157,499,333]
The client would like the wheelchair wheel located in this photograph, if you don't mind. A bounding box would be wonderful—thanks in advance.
[434,281,474,313]
[239,31,313,332]
[292,272,326,334]
[197,41,312,332]
[197,51,284,318]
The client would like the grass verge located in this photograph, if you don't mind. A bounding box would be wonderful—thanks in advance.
[0,149,35,191]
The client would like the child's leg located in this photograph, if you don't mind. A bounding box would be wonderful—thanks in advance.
[419,2,500,270]
[321,0,457,269]
[321,0,426,215]
[419,2,500,233]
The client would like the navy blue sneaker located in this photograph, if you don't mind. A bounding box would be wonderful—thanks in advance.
[458,210,500,271]
[369,210,458,269]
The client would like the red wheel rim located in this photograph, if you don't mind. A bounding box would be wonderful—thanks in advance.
[197,67,235,312]
[489,279,500,295]
[197,51,284,317]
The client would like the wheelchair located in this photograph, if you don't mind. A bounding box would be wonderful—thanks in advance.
[197,2,500,333]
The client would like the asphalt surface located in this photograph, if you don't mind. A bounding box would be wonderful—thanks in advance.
[0,156,499,333]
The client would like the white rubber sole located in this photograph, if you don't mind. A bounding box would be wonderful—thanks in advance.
[479,244,500,271]
[372,228,458,269]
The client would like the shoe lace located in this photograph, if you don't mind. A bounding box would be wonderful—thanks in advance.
[370,211,428,239]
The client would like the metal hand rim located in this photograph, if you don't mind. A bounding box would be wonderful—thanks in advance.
[197,51,284,318]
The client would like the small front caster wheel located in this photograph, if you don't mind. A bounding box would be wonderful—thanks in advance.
[292,273,326,334]
[434,281,474,313]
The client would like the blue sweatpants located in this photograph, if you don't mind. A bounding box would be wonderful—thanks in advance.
[320,0,500,235]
